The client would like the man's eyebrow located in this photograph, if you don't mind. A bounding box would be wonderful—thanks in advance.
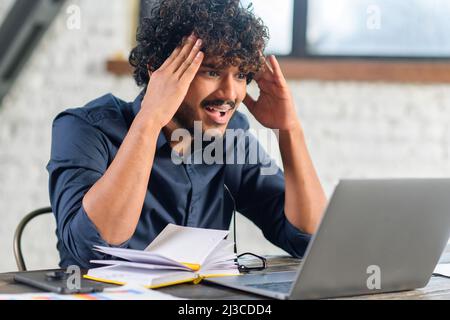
[200,63,219,69]
[200,64,247,74]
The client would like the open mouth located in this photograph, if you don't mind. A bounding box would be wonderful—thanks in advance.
[203,105,233,124]
[205,106,229,117]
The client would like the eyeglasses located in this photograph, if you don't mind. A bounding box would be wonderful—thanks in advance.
[224,184,267,273]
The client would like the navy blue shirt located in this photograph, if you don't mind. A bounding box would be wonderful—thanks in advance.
[47,92,312,268]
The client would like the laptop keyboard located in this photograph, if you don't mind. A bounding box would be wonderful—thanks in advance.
[246,281,293,293]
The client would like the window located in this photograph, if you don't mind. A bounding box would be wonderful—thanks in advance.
[306,0,450,59]
[239,0,450,59]
[241,0,294,56]
[116,0,450,82]
[0,0,65,103]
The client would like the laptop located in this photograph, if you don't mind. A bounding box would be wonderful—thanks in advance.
[205,179,450,299]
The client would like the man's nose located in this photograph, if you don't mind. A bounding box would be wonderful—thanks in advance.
[216,75,238,102]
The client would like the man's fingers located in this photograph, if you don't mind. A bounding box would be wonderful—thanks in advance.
[159,33,192,70]
[175,38,203,78]
[264,56,274,74]
[243,94,256,110]
[257,79,277,93]
[180,51,204,84]
[254,55,285,86]
[253,70,263,81]
[159,46,182,71]
[253,56,274,82]
[170,34,199,73]
[268,55,286,86]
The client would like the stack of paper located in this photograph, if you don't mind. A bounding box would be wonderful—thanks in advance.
[85,224,239,288]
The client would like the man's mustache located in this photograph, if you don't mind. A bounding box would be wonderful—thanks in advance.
[201,100,236,110]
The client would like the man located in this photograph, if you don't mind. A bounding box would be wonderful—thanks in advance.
[47,0,326,269]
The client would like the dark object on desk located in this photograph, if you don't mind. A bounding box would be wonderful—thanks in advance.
[14,270,105,295]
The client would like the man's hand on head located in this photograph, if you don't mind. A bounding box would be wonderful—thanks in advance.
[243,55,301,131]
[139,33,204,130]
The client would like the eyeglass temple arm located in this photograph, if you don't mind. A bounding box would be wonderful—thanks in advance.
[224,184,237,254]
[224,184,267,271]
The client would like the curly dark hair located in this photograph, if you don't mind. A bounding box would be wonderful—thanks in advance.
[129,0,269,86]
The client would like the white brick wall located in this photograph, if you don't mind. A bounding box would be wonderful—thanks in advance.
[0,0,139,272]
[1,1,450,272]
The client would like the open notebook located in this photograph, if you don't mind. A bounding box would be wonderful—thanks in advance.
[84,224,240,289]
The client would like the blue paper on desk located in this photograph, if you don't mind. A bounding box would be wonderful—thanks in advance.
[0,284,183,300]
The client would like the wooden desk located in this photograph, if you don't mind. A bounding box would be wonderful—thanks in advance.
[1,254,449,299]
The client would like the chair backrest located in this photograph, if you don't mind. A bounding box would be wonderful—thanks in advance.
[13,207,53,271]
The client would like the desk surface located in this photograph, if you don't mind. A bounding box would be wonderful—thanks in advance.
[1,254,450,300]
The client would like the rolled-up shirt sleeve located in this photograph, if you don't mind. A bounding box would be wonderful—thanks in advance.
[235,131,312,258]
[46,111,129,268]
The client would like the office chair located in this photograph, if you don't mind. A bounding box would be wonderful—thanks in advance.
[13,206,53,271]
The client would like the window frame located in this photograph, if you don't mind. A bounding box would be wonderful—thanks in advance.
[289,0,450,62]
[107,0,450,83]
[141,0,450,62]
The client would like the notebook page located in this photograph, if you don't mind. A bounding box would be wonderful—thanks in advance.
[203,240,236,263]
[94,246,186,268]
[145,224,229,266]
[90,260,191,271]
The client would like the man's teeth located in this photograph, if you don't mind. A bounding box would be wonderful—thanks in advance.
[205,106,231,112]
[205,106,229,117]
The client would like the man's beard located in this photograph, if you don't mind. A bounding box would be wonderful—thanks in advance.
[172,100,234,134]
[172,102,198,133]
[171,102,224,151]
